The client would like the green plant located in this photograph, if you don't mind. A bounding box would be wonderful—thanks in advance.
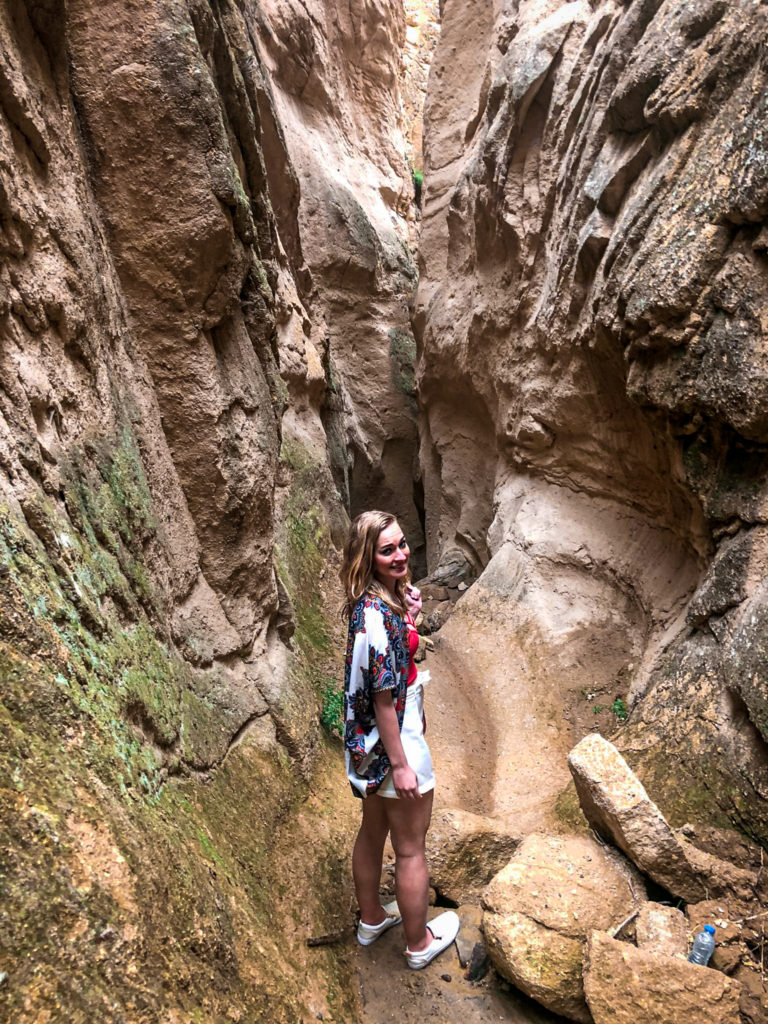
[411,167,423,205]
[320,681,344,738]
[611,697,629,721]
[593,704,606,715]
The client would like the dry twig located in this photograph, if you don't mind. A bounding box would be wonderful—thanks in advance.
[307,926,354,947]
[612,909,639,938]
[734,909,768,925]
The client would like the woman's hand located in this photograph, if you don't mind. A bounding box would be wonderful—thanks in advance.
[392,763,420,799]
[405,583,422,618]
[373,690,420,797]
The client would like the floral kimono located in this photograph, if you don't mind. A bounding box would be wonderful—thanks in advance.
[344,594,409,798]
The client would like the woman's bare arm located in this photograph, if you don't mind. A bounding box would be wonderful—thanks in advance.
[373,690,420,798]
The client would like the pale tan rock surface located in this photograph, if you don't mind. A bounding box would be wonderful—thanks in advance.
[483,833,645,1022]
[417,0,768,847]
[568,733,706,901]
[401,0,440,173]
[583,930,742,1024]
[254,0,427,570]
[635,903,688,958]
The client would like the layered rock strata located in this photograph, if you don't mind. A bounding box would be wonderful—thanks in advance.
[417,0,768,842]
[254,0,427,572]
[0,0,420,1019]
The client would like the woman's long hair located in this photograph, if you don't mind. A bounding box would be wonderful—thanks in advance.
[340,510,410,619]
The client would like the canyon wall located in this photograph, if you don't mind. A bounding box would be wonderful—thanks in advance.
[0,0,418,1019]
[417,0,768,842]
[4,0,767,1017]
[255,0,426,572]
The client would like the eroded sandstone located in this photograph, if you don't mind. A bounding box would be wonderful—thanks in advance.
[0,0,421,1019]
[417,0,768,845]
[583,930,742,1024]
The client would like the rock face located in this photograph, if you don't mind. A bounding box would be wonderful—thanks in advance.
[401,0,440,174]
[0,0,421,1020]
[256,0,427,571]
[483,833,645,1022]
[417,0,768,844]
[583,930,742,1024]
[5,0,768,1017]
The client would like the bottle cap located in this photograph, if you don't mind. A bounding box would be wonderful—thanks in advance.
[704,925,716,935]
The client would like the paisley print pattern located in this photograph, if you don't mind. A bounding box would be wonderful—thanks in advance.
[344,595,409,797]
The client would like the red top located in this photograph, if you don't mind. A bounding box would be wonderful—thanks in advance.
[406,613,419,686]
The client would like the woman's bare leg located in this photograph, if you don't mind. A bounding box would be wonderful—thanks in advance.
[352,794,391,924]
[383,789,434,950]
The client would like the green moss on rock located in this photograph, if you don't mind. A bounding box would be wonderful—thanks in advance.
[388,326,417,397]
[1,423,358,1021]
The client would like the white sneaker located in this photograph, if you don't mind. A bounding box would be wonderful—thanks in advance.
[405,910,460,969]
[357,901,402,945]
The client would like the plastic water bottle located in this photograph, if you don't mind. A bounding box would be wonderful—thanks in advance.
[688,925,716,966]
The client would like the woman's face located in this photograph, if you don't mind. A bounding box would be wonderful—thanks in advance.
[373,521,409,593]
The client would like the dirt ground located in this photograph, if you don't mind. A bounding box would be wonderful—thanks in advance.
[353,908,564,1024]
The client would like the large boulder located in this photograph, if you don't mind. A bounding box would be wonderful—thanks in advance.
[583,930,742,1024]
[568,735,761,903]
[483,833,645,1022]
[427,808,522,904]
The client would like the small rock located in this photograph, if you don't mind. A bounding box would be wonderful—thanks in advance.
[0,972,7,987]
[733,960,768,1024]
[466,941,490,982]
[440,973,452,982]
[635,902,687,956]
[455,904,484,968]
[511,413,555,450]
[425,560,473,589]
[421,603,454,635]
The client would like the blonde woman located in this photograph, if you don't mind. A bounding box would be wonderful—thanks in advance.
[340,510,459,969]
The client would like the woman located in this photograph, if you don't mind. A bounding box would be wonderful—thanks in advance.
[340,510,459,969]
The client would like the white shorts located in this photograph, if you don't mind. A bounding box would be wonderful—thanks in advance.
[376,673,435,799]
